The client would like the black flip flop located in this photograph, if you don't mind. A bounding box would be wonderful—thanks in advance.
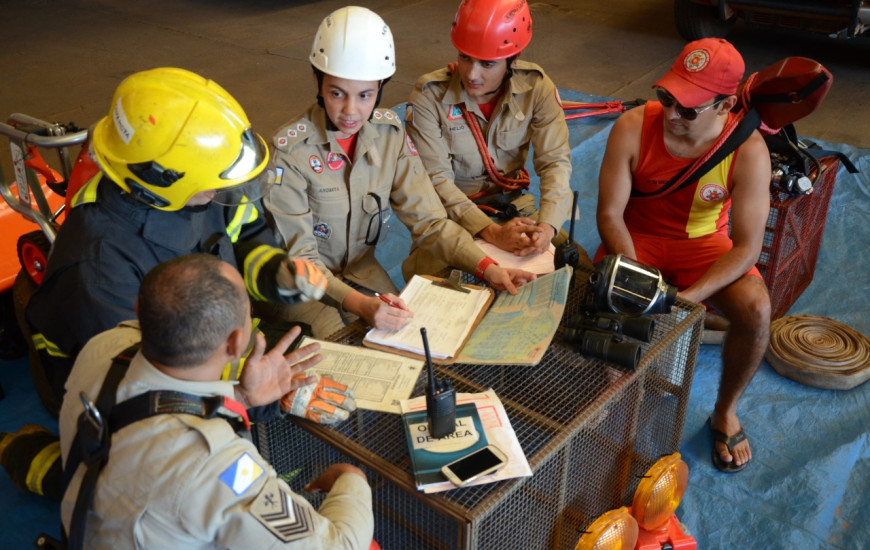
[708,418,750,473]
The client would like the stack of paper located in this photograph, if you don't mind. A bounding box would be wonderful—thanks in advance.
[399,390,531,493]
[363,275,492,360]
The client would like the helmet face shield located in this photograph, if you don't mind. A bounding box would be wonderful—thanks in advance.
[221,128,267,180]
[211,167,273,207]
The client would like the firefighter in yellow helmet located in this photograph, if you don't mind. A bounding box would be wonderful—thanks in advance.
[2,68,351,502]
[26,67,329,409]
[262,6,535,339]
[406,0,584,273]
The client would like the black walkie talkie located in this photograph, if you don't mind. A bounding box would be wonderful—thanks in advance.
[555,190,581,271]
[421,327,456,439]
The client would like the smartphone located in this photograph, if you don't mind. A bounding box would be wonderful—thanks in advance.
[441,445,508,487]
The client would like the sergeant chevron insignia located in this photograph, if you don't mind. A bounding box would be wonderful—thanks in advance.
[251,479,314,542]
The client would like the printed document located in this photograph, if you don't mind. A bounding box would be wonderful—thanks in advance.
[300,337,423,414]
[399,389,531,493]
[363,275,492,360]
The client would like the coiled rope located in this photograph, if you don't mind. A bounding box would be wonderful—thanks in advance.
[765,314,870,390]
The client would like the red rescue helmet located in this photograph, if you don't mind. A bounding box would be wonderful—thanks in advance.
[451,0,533,61]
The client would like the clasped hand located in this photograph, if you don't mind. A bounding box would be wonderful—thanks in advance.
[481,218,553,256]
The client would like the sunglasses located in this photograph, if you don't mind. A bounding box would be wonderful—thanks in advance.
[655,88,724,121]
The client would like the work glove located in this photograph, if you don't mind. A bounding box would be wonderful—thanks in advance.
[280,373,356,425]
[277,257,327,303]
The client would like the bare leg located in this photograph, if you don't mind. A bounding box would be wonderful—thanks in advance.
[706,274,770,468]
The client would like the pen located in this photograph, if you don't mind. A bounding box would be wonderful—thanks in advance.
[375,292,401,309]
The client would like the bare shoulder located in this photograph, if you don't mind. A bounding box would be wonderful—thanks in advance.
[604,105,645,159]
[733,129,772,188]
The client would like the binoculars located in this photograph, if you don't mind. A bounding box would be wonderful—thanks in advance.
[562,310,655,371]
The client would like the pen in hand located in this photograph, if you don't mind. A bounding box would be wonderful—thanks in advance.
[375,292,402,309]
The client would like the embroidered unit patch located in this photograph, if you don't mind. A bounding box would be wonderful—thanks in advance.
[447,104,464,121]
[326,152,345,171]
[699,183,728,202]
[313,223,331,239]
[405,134,419,155]
[219,452,264,496]
[309,155,323,173]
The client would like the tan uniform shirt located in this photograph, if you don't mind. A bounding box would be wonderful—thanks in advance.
[59,322,373,550]
[265,104,487,306]
[407,60,573,236]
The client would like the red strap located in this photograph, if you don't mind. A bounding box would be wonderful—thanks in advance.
[456,102,530,192]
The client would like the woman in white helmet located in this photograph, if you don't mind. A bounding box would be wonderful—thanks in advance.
[264,6,534,338]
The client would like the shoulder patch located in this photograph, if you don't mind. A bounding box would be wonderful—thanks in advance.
[250,478,315,543]
[370,108,402,128]
[273,121,311,150]
[219,452,265,496]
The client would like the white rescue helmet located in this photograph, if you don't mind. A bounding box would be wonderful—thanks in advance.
[309,6,396,81]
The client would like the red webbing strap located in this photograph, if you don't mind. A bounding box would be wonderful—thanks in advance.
[456,102,531,193]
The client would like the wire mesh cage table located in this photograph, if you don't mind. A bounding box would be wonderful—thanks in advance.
[255,268,704,549]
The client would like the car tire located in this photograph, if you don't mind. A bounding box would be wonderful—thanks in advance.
[674,0,736,40]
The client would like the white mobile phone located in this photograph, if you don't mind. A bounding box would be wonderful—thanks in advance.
[441,445,508,487]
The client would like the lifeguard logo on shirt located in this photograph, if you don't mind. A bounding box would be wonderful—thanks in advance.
[250,478,314,542]
[309,155,323,173]
[684,49,710,72]
[447,104,464,121]
[326,152,345,171]
[313,222,331,239]
[699,183,728,202]
[219,452,264,496]
[405,134,419,155]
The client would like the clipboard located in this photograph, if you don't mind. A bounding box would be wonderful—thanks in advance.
[362,274,495,365]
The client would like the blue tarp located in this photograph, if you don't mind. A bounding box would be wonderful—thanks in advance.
[1,91,867,549]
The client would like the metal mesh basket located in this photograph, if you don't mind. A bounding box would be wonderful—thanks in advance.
[758,156,839,320]
[256,267,704,549]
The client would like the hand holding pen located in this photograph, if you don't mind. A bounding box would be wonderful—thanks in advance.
[370,292,413,331]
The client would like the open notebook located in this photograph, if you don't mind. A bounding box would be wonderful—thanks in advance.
[363,275,494,363]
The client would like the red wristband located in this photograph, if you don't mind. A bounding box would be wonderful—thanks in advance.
[474,257,498,279]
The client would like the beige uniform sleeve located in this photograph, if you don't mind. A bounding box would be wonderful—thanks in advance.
[390,123,487,273]
[527,73,573,231]
[182,436,374,550]
[265,149,353,308]
[407,82,495,236]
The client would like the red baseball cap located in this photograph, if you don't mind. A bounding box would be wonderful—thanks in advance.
[653,38,745,107]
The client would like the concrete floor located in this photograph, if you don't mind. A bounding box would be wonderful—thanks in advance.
[1,0,869,176]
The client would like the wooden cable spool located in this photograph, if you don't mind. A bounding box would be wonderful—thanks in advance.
[765,314,870,390]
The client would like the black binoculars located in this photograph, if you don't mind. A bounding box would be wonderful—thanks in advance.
[562,310,654,371]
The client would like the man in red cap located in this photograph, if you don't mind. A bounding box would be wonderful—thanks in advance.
[596,38,771,473]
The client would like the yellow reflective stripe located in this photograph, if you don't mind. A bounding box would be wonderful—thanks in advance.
[221,322,262,381]
[25,440,60,497]
[243,245,284,301]
[70,173,102,207]
[226,199,258,243]
[31,333,70,358]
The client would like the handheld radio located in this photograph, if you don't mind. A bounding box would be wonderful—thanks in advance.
[555,190,581,271]
[421,327,456,439]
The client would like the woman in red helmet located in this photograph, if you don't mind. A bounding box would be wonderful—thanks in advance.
[406,0,581,275]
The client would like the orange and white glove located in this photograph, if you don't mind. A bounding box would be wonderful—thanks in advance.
[280,373,356,425]
[277,257,327,303]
